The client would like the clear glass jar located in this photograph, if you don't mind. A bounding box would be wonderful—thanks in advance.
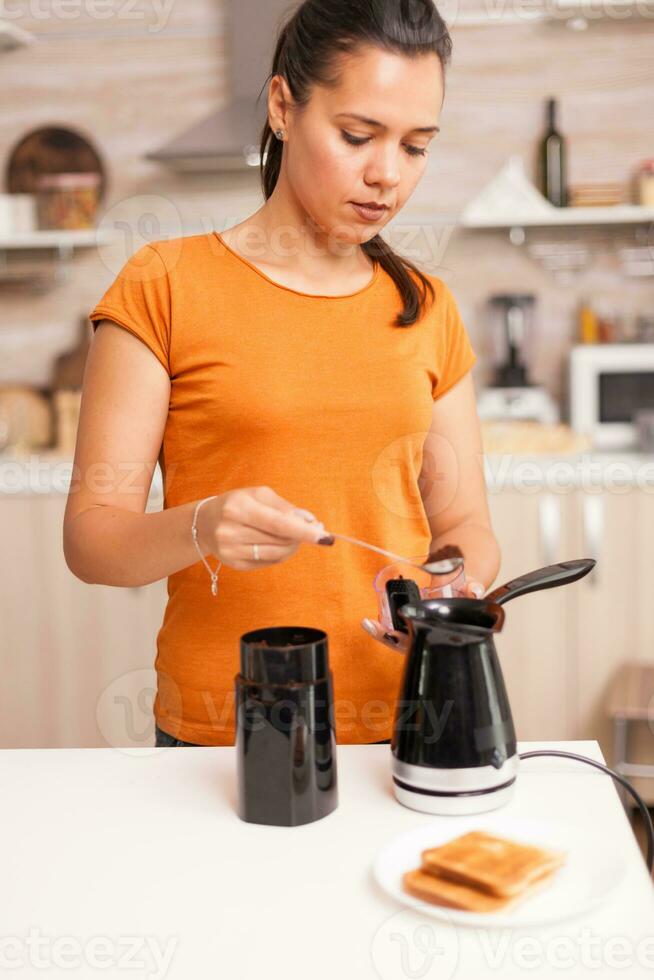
[637,159,654,207]
[373,555,466,632]
[34,172,101,230]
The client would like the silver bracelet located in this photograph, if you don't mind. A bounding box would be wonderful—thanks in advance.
[191,496,223,596]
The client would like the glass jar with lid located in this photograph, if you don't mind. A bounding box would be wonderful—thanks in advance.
[34,172,101,230]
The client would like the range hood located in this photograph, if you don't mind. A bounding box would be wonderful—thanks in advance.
[146,0,293,173]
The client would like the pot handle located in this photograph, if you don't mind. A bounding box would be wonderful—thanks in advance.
[485,558,596,606]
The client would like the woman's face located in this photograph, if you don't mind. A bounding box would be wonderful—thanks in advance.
[270,45,444,248]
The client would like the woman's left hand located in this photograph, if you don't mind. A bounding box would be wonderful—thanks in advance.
[361,578,486,651]
[361,618,410,653]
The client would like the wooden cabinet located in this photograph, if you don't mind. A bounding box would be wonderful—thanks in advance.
[489,485,654,764]
[487,490,576,742]
[1,481,652,754]
[0,494,167,748]
[569,490,642,756]
[0,497,56,747]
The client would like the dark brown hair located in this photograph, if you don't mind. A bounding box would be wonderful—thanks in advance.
[258,0,453,327]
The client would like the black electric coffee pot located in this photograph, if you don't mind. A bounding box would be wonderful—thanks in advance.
[391,559,596,816]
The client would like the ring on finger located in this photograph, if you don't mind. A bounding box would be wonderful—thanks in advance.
[252,543,260,562]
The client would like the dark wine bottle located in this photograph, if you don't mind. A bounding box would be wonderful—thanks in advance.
[539,98,567,207]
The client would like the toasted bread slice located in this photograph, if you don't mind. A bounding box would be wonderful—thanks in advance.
[402,866,557,913]
[421,830,566,898]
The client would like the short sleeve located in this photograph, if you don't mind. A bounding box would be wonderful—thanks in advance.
[88,243,171,375]
[431,282,477,401]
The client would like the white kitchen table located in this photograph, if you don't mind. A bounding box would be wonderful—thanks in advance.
[2,740,653,979]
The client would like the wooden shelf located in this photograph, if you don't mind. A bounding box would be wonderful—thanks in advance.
[0,229,122,290]
[390,205,654,231]
[460,205,654,230]
[552,0,651,13]
[0,229,119,250]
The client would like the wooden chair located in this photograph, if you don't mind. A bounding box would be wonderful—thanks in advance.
[608,663,654,810]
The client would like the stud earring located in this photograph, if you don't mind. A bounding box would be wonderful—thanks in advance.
[275,129,285,141]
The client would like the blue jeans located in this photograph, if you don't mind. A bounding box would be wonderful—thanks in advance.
[155,724,200,747]
[154,724,390,747]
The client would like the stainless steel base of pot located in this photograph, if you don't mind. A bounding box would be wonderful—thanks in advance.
[392,755,519,816]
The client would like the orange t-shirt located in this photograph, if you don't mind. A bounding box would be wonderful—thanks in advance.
[88,231,477,745]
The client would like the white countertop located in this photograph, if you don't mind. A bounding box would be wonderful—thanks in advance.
[2,740,652,978]
[1,451,654,495]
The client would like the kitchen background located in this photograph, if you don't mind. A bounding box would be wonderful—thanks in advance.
[1,0,653,851]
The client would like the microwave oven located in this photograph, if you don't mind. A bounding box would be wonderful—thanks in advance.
[569,344,654,449]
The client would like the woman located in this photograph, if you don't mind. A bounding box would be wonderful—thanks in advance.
[64,0,500,748]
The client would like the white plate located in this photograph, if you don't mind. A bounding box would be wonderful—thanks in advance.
[373,814,624,928]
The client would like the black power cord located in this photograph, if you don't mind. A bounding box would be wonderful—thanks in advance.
[519,749,654,874]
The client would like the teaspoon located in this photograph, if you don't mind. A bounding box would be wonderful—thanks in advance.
[327,533,464,576]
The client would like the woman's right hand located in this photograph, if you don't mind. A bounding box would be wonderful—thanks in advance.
[194,485,332,570]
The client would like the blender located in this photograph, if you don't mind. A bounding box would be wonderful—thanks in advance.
[477,294,559,424]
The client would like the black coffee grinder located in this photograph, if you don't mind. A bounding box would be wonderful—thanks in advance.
[235,626,338,827]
